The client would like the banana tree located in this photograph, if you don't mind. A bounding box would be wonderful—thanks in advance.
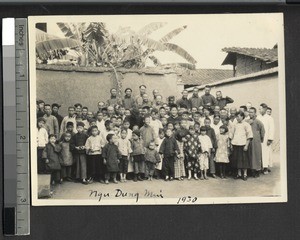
[54,21,197,96]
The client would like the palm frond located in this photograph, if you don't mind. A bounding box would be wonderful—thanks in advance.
[137,22,167,36]
[35,28,82,58]
[140,36,167,51]
[148,55,161,66]
[164,43,197,64]
[84,22,108,45]
[160,25,187,43]
[56,23,78,39]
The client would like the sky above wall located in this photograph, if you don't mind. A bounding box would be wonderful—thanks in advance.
[45,13,283,70]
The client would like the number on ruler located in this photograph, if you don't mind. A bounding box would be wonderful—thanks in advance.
[19,135,26,140]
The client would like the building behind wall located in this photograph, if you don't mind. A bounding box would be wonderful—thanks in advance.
[222,46,278,77]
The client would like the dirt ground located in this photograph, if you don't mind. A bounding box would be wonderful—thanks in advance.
[45,153,282,203]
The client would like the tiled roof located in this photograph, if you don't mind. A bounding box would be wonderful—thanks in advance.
[179,69,234,85]
[222,47,278,63]
[185,67,278,91]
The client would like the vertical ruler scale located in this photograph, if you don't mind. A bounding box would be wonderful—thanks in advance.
[15,18,30,236]
[3,18,30,236]
[3,18,17,236]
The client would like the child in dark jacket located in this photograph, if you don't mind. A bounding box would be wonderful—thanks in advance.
[144,141,161,180]
[42,134,62,185]
[70,122,89,184]
[102,134,121,184]
[159,129,180,181]
[59,132,73,182]
[131,130,146,182]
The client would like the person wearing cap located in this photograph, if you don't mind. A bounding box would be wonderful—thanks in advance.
[37,100,45,118]
[122,88,136,110]
[51,103,63,129]
[189,87,204,109]
[201,85,217,109]
[43,104,59,138]
[107,88,122,107]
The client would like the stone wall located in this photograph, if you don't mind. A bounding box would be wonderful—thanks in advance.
[36,65,183,116]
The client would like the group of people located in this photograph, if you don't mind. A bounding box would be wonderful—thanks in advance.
[36,84,275,187]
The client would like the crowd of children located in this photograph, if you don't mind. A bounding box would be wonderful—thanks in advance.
[36,85,275,186]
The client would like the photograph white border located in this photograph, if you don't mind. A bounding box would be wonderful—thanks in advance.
[29,13,287,206]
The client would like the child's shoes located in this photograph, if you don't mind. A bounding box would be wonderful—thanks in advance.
[82,179,88,185]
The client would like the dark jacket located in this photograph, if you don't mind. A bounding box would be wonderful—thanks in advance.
[159,136,180,157]
[176,98,192,110]
[70,132,89,154]
[216,96,234,109]
[167,115,182,125]
[145,149,161,163]
[102,143,121,172]
[189,94,204,108]
[122,96,136,110]
[201,94,217,107]
[42,143,62,170]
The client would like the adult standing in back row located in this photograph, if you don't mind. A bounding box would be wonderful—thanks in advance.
[201,85,217,109]
[176,90,192,110]
[135,85,147,107]
[215,91,234,109]
[189,87,203,109]
[257,103,275,175]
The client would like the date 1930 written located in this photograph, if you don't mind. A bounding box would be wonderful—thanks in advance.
[177,196,198,204]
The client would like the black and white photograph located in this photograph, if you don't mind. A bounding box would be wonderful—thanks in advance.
[28,14,286,205]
